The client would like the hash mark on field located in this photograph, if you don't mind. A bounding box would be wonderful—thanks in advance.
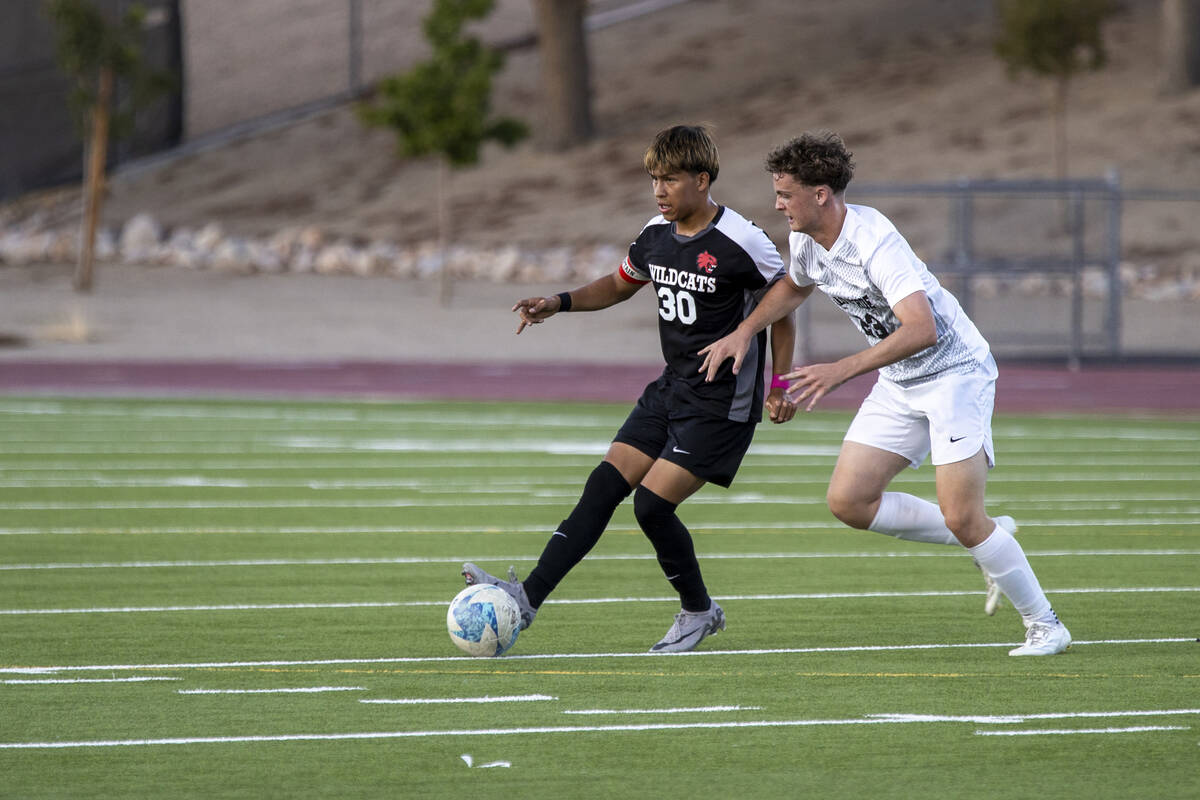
[974,726,1189,736]
[3,677,181,685]
[872,709,1200,724]
[563,705,761,715]
[360,695,556,705]
[178,687,366,695]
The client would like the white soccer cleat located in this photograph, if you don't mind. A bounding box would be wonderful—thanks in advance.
[1009,620,1071,656]
[649,601,725,653]
[976,515,1018,616]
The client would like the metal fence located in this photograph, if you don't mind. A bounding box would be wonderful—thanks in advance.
[176,0,538,140]
[0,0,181,199]
[4,3,1196,365]
[0,0,548,197]
[786,177,1126,367]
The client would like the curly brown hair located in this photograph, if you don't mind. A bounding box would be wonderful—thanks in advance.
[644,125,720,183]
[765,132,854,193]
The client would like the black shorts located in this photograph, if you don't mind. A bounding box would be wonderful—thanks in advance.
[613,377,757,488]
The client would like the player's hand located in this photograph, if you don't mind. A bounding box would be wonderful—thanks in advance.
[697,330,751,381]
[511,295,561,334]
[765,386,797,424]
[782,362,848,412]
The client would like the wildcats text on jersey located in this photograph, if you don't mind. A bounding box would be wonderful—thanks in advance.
[649,264,718,294]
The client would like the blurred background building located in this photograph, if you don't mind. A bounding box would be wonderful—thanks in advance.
[1,0,551,199]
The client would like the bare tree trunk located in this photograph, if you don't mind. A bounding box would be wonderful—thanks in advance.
[1052,76,1071,229]
[1053,76,1068,181]
[76,66,114,293]
[1162,0,1200,93]
[438,158,452,306]
[531,0,592,150]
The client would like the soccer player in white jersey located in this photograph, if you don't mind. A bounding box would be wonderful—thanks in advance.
[698,131,1071,656]
[462,125,798,652]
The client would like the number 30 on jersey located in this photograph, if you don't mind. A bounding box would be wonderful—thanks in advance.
[657,286,697,324]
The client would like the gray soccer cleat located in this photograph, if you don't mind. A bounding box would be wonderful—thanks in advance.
[461,562,537,630]
[1009,620,1072,656]
[976,515,1018,616]
[649,601,725,653]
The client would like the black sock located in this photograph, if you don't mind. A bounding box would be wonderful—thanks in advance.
[633,485,710,613]
[523,461,632,608]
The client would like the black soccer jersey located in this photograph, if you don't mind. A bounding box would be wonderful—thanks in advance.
[621,206,785,423]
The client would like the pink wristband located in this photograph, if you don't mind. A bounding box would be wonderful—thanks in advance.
[771,374,790,389]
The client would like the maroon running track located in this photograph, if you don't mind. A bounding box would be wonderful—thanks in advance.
[1,360,1198,415]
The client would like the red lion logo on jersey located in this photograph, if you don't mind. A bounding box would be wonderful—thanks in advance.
[697,251,718,274]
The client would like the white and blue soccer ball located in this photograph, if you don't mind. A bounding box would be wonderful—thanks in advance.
[447,584,521,657]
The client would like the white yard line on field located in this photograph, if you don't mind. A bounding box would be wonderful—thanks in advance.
[177,687,366,695]
[1,587,1196,616]
[0,400,631,429]
[0,497,631,510]
[0,525,562,536]
[1,432,1195,452]
[4,471,1200,496]
[1,517,1198,538]
[0,458,1196,476]
[0,458,610,471]
[2,441,1197,465]
[2,549,1196,571]
[1,638,1192,675]
[3,398,1196,437]
[974,726,1189,736]
[872,709,1200,724]
[1,708,1195,750]
[4,498,1200,520]
[3,677,181,685]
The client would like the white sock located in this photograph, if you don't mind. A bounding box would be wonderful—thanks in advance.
[868,492,960,546]
[968,523,1056,624]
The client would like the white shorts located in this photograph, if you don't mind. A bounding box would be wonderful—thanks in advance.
[844,357,997,469]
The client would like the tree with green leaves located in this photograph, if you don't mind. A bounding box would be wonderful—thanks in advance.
[359,0,527,303]
[45,0,173,292]
[994,0,1117,181]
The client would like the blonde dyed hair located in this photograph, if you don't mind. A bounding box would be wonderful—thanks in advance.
[643,125,719,183]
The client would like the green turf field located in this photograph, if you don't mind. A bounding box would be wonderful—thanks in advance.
[0,395,1196,798]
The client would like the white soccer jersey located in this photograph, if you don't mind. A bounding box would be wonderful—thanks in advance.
[788,204,991,384]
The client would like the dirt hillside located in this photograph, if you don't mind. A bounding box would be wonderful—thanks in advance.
[17,0,1200,279]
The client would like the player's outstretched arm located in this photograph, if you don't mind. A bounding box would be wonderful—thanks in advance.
[512,270,643,334]
[697,277,813,380]
[782,290,937,411]
[765,310,798,424]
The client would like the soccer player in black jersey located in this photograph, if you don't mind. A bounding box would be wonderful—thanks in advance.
[462,125,797,652]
